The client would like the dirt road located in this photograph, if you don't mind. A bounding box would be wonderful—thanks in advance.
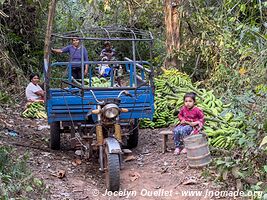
[0,106,236,200]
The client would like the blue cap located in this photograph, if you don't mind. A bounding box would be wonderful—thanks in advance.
[103,68,111,77]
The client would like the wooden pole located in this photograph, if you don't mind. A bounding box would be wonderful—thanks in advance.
[164,0,181,69]
[44,0,57,98]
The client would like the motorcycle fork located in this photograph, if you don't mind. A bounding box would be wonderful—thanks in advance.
[115,117,123,168]
[96,105,104,171]
[114,117,122,142]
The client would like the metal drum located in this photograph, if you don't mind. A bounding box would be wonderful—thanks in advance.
[184,134,211,168]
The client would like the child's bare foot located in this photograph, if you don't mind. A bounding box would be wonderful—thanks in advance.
[174,148,182,155]
[181,148,187,154]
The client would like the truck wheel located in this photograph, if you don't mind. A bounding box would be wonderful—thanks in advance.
[127,120,139,149]
[104,147,120,191]
[50,122,60,150]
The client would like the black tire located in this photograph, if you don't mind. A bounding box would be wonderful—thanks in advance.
[50,122,60,150]
[127,120,139,149]
[104,147,120,191]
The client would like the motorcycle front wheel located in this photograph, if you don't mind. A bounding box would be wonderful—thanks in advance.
[104,146,120,191]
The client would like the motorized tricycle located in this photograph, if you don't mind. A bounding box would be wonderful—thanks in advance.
[44,27,155,191]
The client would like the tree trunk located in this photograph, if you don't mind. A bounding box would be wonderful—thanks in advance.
[44,0,57,98]
[164,0,181,69]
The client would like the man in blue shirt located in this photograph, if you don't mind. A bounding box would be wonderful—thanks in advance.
[52,36,89,79]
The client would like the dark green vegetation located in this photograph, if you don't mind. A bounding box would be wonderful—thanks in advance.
[0,0,266,197]
[0,146,48,199]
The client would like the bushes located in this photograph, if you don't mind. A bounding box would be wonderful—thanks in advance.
[210,86,267,193]
[175,0,267,93]
[0,146,48,199]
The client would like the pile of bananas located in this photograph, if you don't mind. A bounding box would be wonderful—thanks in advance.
[204,114,246,149]
[21,102,47,119]
[140,69,192,128]
[140,68,246,150]
[84,77,110,87]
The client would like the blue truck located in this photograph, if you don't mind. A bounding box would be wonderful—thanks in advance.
[44,27,155,191]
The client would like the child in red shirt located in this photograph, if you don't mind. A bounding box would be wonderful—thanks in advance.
[173,92,205,155]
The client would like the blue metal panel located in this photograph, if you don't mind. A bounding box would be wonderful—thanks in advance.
[110,64,114,87]
[130,64,133,87]
[141,70,145,80]
[47,87,154,123]
[47,58,155,124]
[89,65,92,87]
[126,64,129,72]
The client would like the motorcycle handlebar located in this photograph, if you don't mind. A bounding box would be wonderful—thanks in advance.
[118,90,133,98]
[89,90,103,103]
[90,90,133,104]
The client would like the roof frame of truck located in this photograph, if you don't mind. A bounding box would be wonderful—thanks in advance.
[44,26,154,99]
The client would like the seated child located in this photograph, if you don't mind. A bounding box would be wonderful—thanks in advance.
[98,56,111,77]
[173,92,205,155]
[100,41,116,61]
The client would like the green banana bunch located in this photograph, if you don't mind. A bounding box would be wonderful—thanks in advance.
[21,102,47,119]
[83,77,110,87]
[141,69,195,128]
[140,118,155,129]
[91,77,110,87]
[140,68,246,150]
[207,129,237,150]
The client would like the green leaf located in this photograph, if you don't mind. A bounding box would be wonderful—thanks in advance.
[259,136,267,148]
[225,161,234,168]
[247,129,257,135]
[26,186,34,192]
[216,160,225,165]
[263,165,267,173]
[240,4,246,13]
[33,178,43,187]
[229,17,236,22]
[231,167,245,178]
[264,119,267,132]
[238,138,246,145]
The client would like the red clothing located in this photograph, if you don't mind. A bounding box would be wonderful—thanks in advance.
[178,106,205,134]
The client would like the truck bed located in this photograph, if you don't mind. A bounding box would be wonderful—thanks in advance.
[46,87,154,123]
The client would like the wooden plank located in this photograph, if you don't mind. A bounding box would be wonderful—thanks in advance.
[159,130,173,135]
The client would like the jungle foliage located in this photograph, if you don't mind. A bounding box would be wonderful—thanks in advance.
[0,146,48,199]
[177,0,267,94]
[0,0,266,196]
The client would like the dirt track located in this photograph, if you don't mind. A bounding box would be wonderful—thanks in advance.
[0,106,242,200]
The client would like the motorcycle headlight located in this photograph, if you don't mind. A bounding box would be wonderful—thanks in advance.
[103,104,120,119]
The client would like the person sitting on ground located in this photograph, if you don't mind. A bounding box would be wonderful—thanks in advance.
[25,73,45,102]
[51,36,89,79]
[173,92,205,155]
[100,41,116,61]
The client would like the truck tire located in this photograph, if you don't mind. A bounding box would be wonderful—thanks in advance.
[50,122,60,150]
